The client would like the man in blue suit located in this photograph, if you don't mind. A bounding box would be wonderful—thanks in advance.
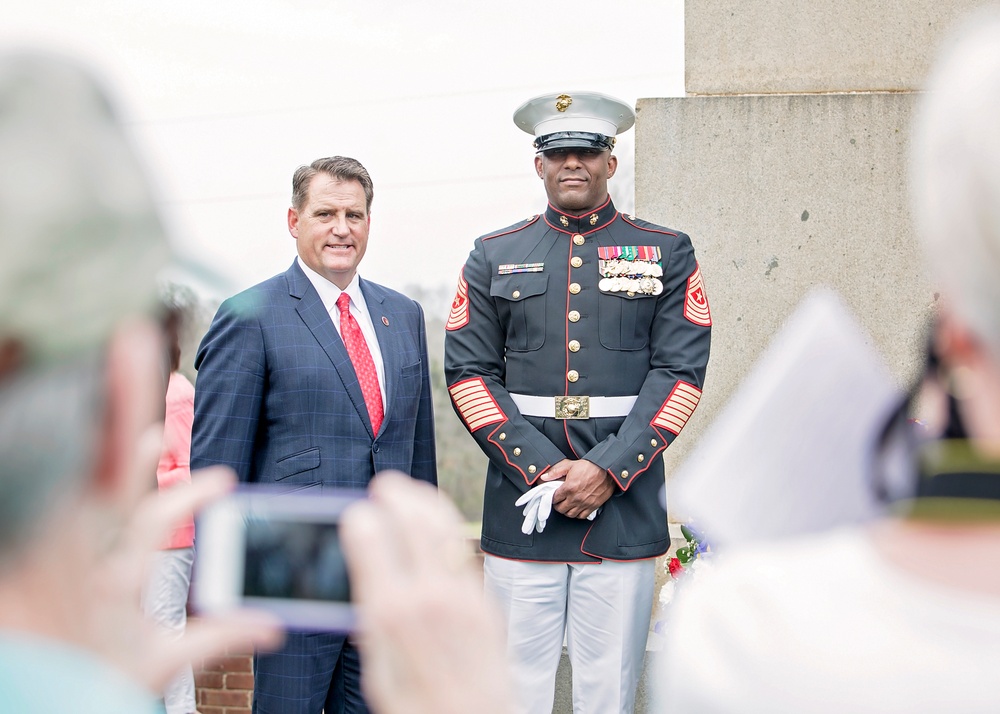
[191,156,437,714]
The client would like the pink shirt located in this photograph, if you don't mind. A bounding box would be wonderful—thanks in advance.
[157,371,195,549]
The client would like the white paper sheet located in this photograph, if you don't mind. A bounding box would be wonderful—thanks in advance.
[671,288,904,546]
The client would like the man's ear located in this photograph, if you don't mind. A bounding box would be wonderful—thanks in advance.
[288,207,300,238]
[534,154,544,179]
[91,321,165,505]
[607,153,618,179]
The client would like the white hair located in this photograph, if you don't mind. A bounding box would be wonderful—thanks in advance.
[911,7,1000,360]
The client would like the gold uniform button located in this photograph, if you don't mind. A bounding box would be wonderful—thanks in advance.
[499,433,507,441]
[637,454,645,463]
[528,465,537,474]
[621,470,630,479]
[512,290,521,299]
[567,370,579,382]
[569,283,581,295]
[568,340,581,352]
[570,256,583,268]
[650,438,658,447]
[573,234,585,246]
[513,447,521,456]
[568,310,581,323]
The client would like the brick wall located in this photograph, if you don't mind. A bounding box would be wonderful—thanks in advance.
[189,537,485,712]
[194,641,254,714]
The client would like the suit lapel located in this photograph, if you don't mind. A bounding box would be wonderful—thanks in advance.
[361,278,396,434]
[286,261,375,437]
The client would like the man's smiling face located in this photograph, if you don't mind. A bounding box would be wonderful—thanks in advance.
[288,172,370,289]
[535,147,617,215]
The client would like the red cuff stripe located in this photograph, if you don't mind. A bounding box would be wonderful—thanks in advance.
[651,381,702,435]
[449,377,506,431]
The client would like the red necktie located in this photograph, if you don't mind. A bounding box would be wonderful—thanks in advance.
[336,293,384,435]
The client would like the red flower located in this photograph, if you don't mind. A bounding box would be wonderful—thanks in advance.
[668,557,684,578]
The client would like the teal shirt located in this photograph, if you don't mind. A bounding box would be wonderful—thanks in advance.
[0,632,162,713]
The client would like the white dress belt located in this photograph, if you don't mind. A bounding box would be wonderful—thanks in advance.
[509,393,638,419]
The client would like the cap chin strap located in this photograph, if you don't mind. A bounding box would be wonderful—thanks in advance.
[533,131,616,152]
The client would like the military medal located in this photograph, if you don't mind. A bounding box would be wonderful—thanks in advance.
[597,246,663,295]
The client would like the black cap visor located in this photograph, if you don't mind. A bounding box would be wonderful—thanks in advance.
[533,131,615,153]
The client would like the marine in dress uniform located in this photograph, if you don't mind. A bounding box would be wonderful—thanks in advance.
[444,92,711,714]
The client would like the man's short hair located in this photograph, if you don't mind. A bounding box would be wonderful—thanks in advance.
[291,156,374,213]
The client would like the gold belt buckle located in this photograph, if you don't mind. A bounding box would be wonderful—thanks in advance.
[555,395,590,419]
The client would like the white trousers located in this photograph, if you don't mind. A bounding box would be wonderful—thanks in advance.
[143,546,196,714]
[484,556,655,714]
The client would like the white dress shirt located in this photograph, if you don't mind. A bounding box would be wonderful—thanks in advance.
[297,257,387,411]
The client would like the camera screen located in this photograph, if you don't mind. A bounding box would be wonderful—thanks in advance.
[242,517,351,603]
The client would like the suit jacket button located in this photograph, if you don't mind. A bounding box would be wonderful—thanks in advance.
[621,470,629,479]
[567,370,579,382]
[637,454,644,463]
[569,283,581,295]
[513,447,522,456]
[568,310,581,323]
[372,442,380,453]
[528,465,536,474]
[571,256,583,268]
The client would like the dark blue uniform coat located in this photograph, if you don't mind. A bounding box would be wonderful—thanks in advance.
[445,197,710,562]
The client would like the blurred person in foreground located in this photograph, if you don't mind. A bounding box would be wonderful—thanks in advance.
[0,53,280,713]
[657,8,1000,712]
[340,9,1000,714]
[142,303,198,714]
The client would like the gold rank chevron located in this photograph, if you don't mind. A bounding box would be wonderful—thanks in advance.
[446,268,470,331]
[684,263,712,327]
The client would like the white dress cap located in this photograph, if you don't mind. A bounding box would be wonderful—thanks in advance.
[513,91,636,151]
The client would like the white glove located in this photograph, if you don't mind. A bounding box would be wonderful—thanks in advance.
[515,482,560,534]
[514,482,599,534]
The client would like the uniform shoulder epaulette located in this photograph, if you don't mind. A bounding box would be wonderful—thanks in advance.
[620,213,679,238]
[481,214,541,241]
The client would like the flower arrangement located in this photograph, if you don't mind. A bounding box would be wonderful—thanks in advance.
[667,523,710,581]
[650,523,712,645]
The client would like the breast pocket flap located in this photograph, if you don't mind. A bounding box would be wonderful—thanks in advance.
[490,273,549,301]
[274,447,321,480]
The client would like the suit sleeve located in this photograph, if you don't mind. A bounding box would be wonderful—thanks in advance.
[409,300,438,485]
[444,239,568,491]
[190,296,266,482]
[582,233,711,490]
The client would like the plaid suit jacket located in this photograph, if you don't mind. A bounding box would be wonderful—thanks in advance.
[191,260,437,488]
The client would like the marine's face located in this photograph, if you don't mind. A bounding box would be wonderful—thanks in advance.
[535,148,617,215]
[288,173,370,289]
